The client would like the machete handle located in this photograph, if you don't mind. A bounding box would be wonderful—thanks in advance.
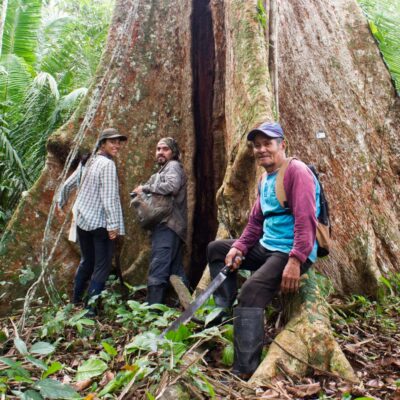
[221,265,232,275]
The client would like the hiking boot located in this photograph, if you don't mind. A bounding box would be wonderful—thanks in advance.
[232,307,264,379]
[85,306,97,318]
[147,284,167,305]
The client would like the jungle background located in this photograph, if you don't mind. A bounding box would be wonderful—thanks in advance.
[0,0,399,399]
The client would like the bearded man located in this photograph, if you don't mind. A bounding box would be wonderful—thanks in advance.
[133,138,188,304]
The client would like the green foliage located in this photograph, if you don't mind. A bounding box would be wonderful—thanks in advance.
[358,0,400,94]
[256,0,268,28]
[2,0,42,64]
[0,0,113,232]
[76,358,108,381]
[0,337,75,399]
[333,273,400,333]
[0,282,234,398]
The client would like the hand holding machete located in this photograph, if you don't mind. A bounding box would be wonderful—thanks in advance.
[225,247,244,271]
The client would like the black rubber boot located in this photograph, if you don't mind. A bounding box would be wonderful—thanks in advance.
[232,307,264,378]
[85,280,105,317]
[147,284,167,305]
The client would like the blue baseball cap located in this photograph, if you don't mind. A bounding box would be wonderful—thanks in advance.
[247,122,284,141]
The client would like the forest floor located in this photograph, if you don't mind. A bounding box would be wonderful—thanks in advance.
[0,277,399,400]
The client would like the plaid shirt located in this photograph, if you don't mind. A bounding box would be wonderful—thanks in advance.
[58,154,125,234]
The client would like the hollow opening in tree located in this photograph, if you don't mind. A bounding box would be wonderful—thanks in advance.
[189,0,225,288]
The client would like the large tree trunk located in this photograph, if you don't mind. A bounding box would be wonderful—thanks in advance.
[0,0,399,382]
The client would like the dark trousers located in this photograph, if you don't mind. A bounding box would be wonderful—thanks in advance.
[148,224,186,287]
[74,226,114,303]
[207,240,312,308]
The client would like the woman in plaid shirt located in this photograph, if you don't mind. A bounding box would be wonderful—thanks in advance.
[58,128,127,316]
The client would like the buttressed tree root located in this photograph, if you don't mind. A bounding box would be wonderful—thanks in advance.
[249,270,358,385]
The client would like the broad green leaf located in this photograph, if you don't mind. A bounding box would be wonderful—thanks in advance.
[0,356,31,378]
[14,389,44,400]
[43,362,63,379]
[25,355,48,370]
[165,324,191,342]
[75,358,108,381]
[204,307,225,326]
[14,337,29,355]
[30,341,55,355]
[102,341,117,357]
[125,332,159,354]
[34,379,79,399]
[78,318,95,326]
[190,326,223,340]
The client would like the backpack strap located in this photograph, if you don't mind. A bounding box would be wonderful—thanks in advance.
[275,157,294,209]
[257,172,267,194]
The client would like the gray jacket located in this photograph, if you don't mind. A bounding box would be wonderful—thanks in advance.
[142,160,187,242]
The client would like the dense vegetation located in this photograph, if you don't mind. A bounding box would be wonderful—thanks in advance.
[0,0,113,231]
[0,274,399,399]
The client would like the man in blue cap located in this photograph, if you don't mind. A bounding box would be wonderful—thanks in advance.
[207,121,320,378]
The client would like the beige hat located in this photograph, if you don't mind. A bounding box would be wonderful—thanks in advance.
[98,128,127,142]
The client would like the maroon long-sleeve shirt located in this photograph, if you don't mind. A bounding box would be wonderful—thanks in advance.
[232,159,318,263]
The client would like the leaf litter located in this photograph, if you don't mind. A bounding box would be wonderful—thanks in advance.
[0,279,399,399]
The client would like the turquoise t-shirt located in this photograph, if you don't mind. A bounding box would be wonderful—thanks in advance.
[259,170,320,262]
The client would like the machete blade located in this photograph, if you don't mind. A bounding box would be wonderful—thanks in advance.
[160,266,230,338]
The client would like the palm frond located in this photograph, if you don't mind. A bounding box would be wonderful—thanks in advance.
[33,71,59,100]
[0,54,33,106]
[2,0,43,65]
[59,86,87,110]
[358,0,400,95]
[0,127,28,187]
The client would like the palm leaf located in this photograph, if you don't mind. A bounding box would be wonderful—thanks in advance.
[0,127,28,187]
[58,87,87,110]
[2,0,42,65]
[0,53,33,106]
[358,0,400,95]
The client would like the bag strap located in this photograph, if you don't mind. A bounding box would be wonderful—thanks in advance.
[257,172,267,194]
[275,157,294,208]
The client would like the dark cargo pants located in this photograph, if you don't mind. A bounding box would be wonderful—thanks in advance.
[207,240,312,308]
[148,224,186,287]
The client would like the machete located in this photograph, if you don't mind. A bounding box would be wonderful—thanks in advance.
[160,265,231,338]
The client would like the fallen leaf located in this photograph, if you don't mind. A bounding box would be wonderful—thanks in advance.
[99,370,114,387]
[73,378,92,391]
[366,379,384,388]
[258,389,281,399]
[381,357,400,368]
[286,383,321,397]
